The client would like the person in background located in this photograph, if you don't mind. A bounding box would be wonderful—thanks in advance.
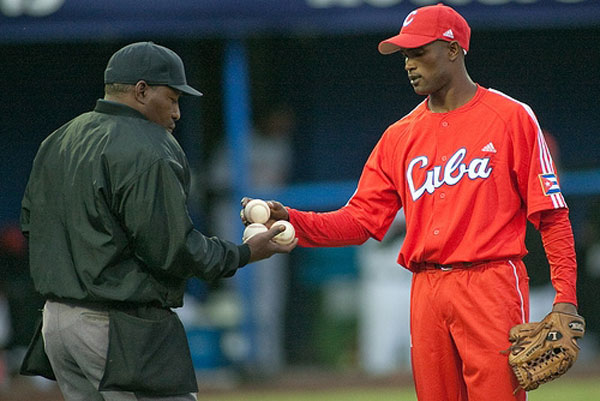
[208,105,295,376]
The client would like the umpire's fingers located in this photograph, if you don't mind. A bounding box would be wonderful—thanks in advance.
[274,237,298,253]
[268,224,298,252]
[239,209,247,225]
[246,225,297,263]
[240,196,253,207]
[239,197,254,225]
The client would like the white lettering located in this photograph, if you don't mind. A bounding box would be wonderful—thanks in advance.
[403,10,418,26]
[306,0,587,9]
[407,156,429,201]
[1,0,64,17]
[468,158,493,179]
[306,0,365,8]
[444,149,466,185]
[410,0,441,5]
[478,0,511,5]
[407,148,493,201]
[368,0,402,7]
[432,165,443,188]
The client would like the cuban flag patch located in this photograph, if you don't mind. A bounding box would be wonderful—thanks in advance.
[539,173,561,196]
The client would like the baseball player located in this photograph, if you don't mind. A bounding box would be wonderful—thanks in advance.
[245,4,580,401]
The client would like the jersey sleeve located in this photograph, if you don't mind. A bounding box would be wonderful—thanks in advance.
[510,104,567,220]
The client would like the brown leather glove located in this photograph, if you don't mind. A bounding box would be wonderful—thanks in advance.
[506,311,585,392]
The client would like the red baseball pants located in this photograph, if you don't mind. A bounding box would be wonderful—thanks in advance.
[410,260,529,401]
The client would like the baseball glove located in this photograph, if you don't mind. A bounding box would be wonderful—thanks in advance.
[506,311,585,392]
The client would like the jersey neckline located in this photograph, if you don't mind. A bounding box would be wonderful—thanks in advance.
[424,84,485,116]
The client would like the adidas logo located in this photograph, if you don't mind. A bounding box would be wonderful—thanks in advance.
[443,29,454,39]
[481,142,497,153]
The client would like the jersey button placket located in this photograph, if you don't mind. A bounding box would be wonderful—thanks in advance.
[431,121,445,243]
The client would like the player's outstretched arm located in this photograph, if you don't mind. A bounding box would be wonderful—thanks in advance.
[244,224,297,263]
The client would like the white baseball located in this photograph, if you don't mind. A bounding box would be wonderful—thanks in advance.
[242,223,268,243]
[272,220,295,245]
[244,199,271,224]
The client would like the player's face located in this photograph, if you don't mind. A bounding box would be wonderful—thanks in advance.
[142,85,182,133]
[401,40,453,96]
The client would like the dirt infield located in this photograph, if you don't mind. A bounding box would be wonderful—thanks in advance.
[0,377,62,401]
[0,368,411,401]
[1,360,598,401]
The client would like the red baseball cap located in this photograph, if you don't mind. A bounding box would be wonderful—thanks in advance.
[378,3,471,55]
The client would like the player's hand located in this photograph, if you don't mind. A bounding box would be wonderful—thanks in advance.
[245,224,297,263]
[240,197,290,227]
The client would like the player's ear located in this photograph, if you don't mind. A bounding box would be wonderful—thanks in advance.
[447,41,461,61]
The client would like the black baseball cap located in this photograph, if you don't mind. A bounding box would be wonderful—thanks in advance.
[104,41,202,96]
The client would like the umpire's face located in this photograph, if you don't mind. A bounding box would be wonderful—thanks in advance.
[136,81,182,134]
[401,40,458,96]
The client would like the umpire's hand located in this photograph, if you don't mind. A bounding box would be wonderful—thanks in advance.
[245,224,297,263]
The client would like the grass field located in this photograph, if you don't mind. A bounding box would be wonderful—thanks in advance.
[196,377,600,401]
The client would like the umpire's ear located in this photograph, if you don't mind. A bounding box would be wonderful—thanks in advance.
[133,80,151,104]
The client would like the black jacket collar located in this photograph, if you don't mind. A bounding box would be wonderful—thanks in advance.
[94,99,148,121]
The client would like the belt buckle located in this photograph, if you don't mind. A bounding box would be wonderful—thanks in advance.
[437,264,453,271]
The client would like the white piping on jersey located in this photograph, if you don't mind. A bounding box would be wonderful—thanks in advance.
[488,89,566,209]
[509,260,526,324]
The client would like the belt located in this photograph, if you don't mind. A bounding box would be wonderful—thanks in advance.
[47,296,166,312]
[413,259,504,271]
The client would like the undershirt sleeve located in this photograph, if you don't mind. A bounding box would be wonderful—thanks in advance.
[534,208,578,307]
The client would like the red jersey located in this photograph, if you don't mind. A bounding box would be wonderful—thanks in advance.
[343,85,567,266]
[289,85,576,304]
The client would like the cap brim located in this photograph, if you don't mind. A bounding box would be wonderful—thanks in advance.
[378,34,438,55]
[170,84,203,97]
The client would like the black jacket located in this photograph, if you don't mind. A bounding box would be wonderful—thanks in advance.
[21,99,249,307]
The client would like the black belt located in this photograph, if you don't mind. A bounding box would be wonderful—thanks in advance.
[46,296,166,312]
[415,262,472,271]
[412,259,506,271]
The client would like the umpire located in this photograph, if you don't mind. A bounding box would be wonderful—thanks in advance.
[19,42,296,401]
